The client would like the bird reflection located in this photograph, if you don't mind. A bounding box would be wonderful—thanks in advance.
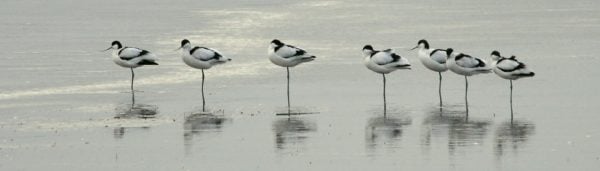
[366,115,412,150]
[112,103,158,139]
[494,120,535,158]
[112,126,151,139]
[421,105,491,155]
[183,111,231,154]
[114,103,159,119]
[272,117,317,151]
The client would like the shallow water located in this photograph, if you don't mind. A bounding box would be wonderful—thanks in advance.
[1,0,600,170]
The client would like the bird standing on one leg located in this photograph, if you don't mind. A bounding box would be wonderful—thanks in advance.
[178,39,232,112]
[268,39,316,116]
[411,39,449,108]
[445,48,491,116]
[490,50,535,123]
[362,45,411,116]
[103,41,158,104]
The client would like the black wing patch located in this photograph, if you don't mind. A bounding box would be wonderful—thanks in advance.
[369,50,380,58]
[390,53,401,62]
[189,46,221,61]
[119,47,149,61]
[474,58,486,67]
[189,46,202,55]
[430,49,445,56]
[455,54,469,60]
[274,44,283,52]
[138,60,158,65]
[498,58,526,72]
[288,45,306,56]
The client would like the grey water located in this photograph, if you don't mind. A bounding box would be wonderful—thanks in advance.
[1,0,600,170]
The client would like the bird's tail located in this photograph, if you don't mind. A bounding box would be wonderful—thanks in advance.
[139,60,159,65]
[301,56,316,62]
[517,72,535,77]
[476,67,492,73]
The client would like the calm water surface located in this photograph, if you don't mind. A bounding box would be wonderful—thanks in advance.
[1,0,599,170]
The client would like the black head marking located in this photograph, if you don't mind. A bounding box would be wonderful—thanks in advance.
[510,55,516,60]
[491,50,501,57]
[445,48,453,57]
[181,39,190,47]
[271,39,283,46]
[417,39,429,49]
[363,45,374,51]
[111,41,122,49]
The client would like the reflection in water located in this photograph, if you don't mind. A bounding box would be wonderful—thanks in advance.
[494,120,535,158]
[274,106,320,116]
[272,117,317,151]
[366,115,412,150]
[113,126,151,139]
[421,105,491,155]
[112,103,158,139]
[114,103,159,119]
[183,111,231,154]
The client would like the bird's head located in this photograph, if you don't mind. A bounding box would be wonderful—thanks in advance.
[103,40,122,52]
[411,39,429,50]
[176,39,192,51]
[270,39,283,48]
[362,45,375,56]
[490,50,502,61]
[445,48,454,58]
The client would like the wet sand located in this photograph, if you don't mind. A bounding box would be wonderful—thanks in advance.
[1,0,600,170]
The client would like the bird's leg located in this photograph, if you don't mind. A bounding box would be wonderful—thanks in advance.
[439,72,443,108]
[202,69,206,112]
[130,68,135,107]
[287,67,291,116]
[383,74,387,117]
[465,75,469,117]
[510,80,514,124]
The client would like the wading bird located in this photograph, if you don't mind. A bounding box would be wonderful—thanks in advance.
[103,40,158,104]
[363,45,411,115]
[411,39,449,108]
[177,39,232,112]
[268,39,316,115]
[446,48,491,115]
[490,50,535,122]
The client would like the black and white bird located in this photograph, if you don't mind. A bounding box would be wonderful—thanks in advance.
[490,50,535,121]
[177,39,232,112]
[178,39,231,69]
[411,39,449,107]
[445,48,491,115]
[363,45,411,114]
[268,39,316,115]
[103,40,158,103]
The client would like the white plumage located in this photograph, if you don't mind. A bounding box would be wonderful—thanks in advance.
[363,45,411,74]
[268,39,316,67]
